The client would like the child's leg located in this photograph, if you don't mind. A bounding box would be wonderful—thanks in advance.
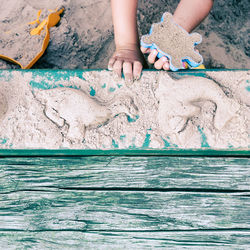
[141,0,213,70]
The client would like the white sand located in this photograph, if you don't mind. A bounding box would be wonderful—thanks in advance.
[0,70,249,149]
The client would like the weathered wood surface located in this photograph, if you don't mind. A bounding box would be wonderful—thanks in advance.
[0,156,249,191]
[0,156,249,248]
[1,189,249,231]
[1,231,250,249]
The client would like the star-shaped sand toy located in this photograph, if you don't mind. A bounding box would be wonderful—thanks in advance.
[141,12,203,71]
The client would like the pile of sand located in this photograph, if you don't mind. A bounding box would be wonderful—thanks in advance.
[0,0,249,69]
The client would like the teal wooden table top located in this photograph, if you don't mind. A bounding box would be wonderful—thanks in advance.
[0,154,249,248]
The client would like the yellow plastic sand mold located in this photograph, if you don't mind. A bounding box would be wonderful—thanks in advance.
[0,8,64,69]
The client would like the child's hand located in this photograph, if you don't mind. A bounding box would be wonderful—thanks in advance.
[141,47,203,70]
[141,47,170,70]
[140,0,214,71]
[108,45,147,81]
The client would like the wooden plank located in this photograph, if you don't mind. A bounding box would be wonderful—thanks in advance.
[0,190,249,231]
[0,231,250,249]
[0,149,250,157]
[0,156,249,191]
[1,155,249,247]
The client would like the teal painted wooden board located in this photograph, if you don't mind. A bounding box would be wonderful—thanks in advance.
[0,156,249,249]
[0,148,249,156]
[1,231,250,249]
[0,156,249,191]
[0,69,249,150]
[1,190,249,231]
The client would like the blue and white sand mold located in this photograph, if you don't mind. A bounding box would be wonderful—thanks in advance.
[141,12,203,71]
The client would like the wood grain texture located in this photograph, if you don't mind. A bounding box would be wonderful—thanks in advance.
[0,156,249,247]
[1,231,250,249]
[1,190,249,231]
[0,156,249,191]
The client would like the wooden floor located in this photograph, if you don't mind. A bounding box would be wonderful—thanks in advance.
[0,154,249,248]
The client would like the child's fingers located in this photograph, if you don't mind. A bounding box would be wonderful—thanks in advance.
[163,62,170,70]
[108,57,116,70]
[154,56,168,70]
[133,61,143,80]
[123,61,133,82]
[112,60,123,77]
[140,46,151,54]
[147,49,158,64]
